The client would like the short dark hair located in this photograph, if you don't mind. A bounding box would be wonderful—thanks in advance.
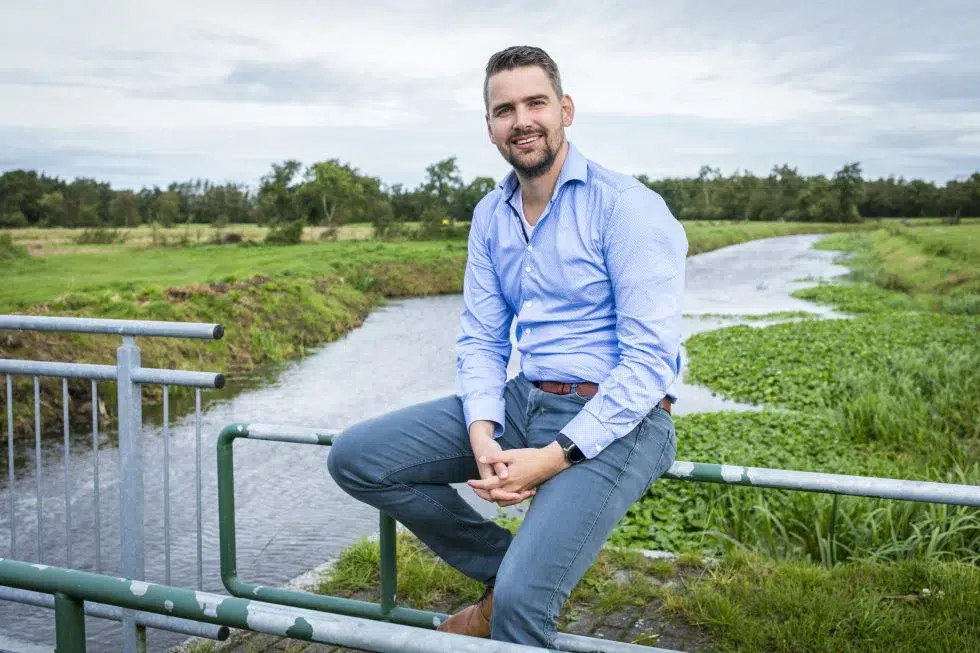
[484,45,563,111]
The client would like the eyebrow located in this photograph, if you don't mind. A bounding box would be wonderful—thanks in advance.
[491,94,550,113]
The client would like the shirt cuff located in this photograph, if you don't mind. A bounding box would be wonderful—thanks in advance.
[560,409,616,459]
[462,396,506,438]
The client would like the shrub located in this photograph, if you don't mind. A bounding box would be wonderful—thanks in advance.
[0,232,28,260]
[264,220,304,245]
[75,228,128,244]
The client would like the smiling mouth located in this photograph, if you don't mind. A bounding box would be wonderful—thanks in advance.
[512,134,542,149]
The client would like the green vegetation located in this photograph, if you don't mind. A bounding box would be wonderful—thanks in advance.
[4,156,978,236]
[683,310,818,320]
[313,533,980,653]
[0,240,468,311]
[663,552,980,653]
[794,224,980,314]
[0,232,26,260]
[683,314,977,411]
[682,219,873,254]
[638,224,980,567]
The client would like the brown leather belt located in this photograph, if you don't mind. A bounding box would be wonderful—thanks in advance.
[533,381,671,414]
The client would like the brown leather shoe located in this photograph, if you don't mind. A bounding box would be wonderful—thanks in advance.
[436,586,494,638]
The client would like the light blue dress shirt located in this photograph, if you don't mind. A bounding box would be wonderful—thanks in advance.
[455,142,688,459]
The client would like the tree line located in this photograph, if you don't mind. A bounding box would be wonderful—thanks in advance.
[1,159,977,234]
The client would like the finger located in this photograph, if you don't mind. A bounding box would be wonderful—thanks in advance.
[479,451,515,465]
[473,488,494,502]
[468,477,502,491]
[493,462,509,479]
[496,492,534,507]
[489,488,526,502]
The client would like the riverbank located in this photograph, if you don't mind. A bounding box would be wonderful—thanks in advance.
[1,221,872,441]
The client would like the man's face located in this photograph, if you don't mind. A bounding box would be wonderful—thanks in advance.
[486,65,574,179]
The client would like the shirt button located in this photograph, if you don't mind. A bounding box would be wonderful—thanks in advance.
[527,244,533,251]
[594,444,603,453]
[524,300,533,308]
[524,327,531,335]
[525,266,531,273]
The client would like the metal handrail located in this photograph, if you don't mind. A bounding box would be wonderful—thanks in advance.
[0,315,223,340]
[0,359,224,388]
[216,422,980,653]
[0,557,603,653]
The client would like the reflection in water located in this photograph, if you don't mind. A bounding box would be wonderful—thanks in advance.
[0,235,847,651]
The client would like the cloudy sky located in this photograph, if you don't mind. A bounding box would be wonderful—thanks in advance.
[1,0,978,191]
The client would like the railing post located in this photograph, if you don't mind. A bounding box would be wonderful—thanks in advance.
[54,592,86,653]
[116,335,146,652]
[379,512,397,618]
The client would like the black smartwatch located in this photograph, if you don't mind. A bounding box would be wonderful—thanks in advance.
[556,434,586,465]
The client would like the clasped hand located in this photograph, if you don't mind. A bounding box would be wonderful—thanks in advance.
[469,429,568,507]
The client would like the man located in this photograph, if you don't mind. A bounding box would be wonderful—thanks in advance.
[327,45,687,650]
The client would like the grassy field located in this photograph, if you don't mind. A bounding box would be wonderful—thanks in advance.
[297,531,980,653]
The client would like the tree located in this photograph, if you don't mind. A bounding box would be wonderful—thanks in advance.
[257,160,303,225]
[109,190,141,227]
[452,176,496,223]
[156,191,181,227]
[302,160,365,235]
[423,157,464,226]
[831,162,865,223]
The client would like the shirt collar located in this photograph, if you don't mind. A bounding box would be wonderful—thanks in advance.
[498,141,588,199]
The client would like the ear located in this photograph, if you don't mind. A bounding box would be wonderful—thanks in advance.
[560,94,575,127]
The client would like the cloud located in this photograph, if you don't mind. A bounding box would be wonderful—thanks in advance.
[0,0,977,189]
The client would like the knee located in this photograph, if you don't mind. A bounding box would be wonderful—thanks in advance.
[327,423,379,493]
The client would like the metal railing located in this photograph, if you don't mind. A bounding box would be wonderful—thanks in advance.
[0,315,227,651]
[0,557,603,653]
[215,422,980,653]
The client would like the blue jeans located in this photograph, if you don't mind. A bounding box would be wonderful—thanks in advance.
[327,373,676,650]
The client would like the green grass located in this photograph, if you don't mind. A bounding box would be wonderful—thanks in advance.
[316,532,980,653]
[663,551,980,653]
[0,240,469,312]
[613,408,980,565]
[793,224,980,314]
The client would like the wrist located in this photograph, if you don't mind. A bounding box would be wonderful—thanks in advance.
[545,441,571,472]
[469,420,495,442]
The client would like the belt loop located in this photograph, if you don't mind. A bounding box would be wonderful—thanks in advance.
[570,383,578,396]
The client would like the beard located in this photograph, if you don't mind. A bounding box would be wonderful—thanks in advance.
[501,126,565,179]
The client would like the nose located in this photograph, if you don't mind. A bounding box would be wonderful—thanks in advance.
[514,104,534,131]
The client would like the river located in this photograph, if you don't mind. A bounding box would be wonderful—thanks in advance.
[0,234,848,651]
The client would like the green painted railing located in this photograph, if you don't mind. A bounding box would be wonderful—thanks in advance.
[0,558,570,653]
[215,421,980,653]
